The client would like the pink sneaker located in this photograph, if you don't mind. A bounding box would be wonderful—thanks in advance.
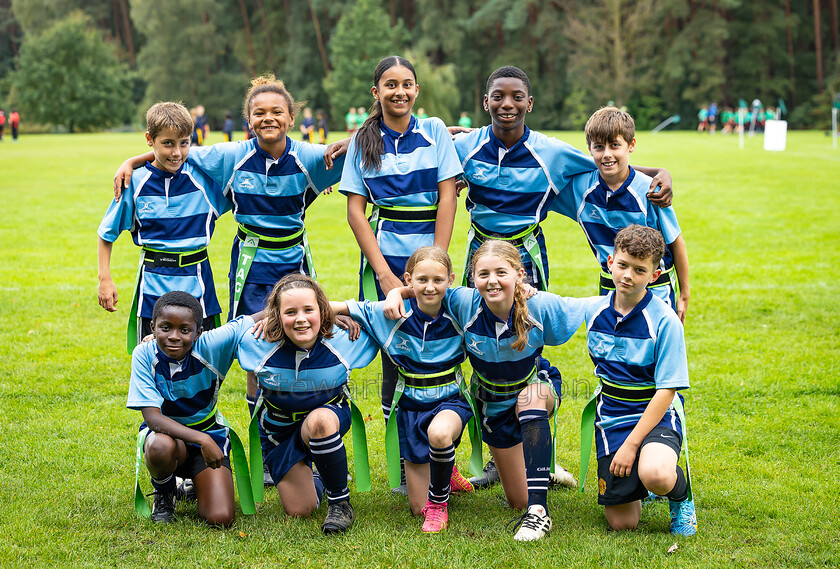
[449,463,475,493]
[421,501,449,533]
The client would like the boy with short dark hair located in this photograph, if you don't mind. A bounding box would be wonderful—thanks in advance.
[97,101,230,353]
[552,106,690,322]
[580,225,696,536]
[129,291,245,525]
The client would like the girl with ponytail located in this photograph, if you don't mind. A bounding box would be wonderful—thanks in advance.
[339,56,463,455]
[385,239,597,542]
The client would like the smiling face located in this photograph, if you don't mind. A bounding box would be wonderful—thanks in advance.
[248,91,293,147]
[588,134,636,188]
[152,305,200,360]
[404,259,454,317]
[372,64,418,127]
[473,254,524,318]
[146,127,190,174]
[279,287,321,350]
[484,76,533,141]
[607,248,661,303]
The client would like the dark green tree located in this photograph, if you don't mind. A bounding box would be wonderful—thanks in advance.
[323,0,401,122]
[8,12,135,131]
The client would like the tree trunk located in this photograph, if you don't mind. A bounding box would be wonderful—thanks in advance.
[785,0,796,106]
[118,0,135,68]
[255,0,273,68]
[308,0,330,74]
[814,0,823,90]
[238,0,256,77]
[830,0,838,52]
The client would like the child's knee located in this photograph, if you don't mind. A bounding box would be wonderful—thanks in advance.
[638,463,676,495]
[607,517,639,531]
[605,507,640,531]
[200,505,235,528]
[283,501,318,518]
[426,422,455,448]
[305,409,339,439]
[144,433,177,466]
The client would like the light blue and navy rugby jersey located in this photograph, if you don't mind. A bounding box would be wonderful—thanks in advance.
[126,316,250,451]
[584,291,689,458]
[552,167,682,271]
[339,116,463,297]
[187,137,344,284]
[444,287,589,416]
[236,326,378,431]
[453,126,595,286]
[98,161,230,319]
[347,298,466,408]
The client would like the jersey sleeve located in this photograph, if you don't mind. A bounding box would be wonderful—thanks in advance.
[443,287,480,329]
[194,316,254,376]
[431,118,464,181]
[530,292,599,345]
[295,140,344,193]
[331,327,379,370]
[346,298,402,348]
[338,135,369,198]
[653,312,689,390]
[551,170,596,221]
[127,343,163,410]
[649,203,682,245]
[98,181,137,242]
[538,135,596,190]
[186,143,240,192]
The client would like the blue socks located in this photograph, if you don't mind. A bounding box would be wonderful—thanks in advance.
[309,433,350,504]
[428,444,455,504]
[519,408,551,511]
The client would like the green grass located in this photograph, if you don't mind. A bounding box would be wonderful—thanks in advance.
[1,129,838,568]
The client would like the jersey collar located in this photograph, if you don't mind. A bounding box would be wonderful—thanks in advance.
[379,115,418,139]
[488,125,531,153]
[598,165,636,196]
[144,161,183,177]
[608,288,653,325]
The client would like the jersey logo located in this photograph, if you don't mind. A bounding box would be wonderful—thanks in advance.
[393,338,411,351]
[239,178,255,190]
[138,200,155,215]
[588,209,600,220]
[592,339,608,356]
[467,338,484,355]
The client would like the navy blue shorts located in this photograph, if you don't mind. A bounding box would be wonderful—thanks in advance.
[596,426,682,506]
[397,396,473,464]
[260,401,352,484]
[477,358,561,449]
[229,281,274,319]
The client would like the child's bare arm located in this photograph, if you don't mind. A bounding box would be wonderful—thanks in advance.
[140,407,225,469]
[632,166,672,207]
[114,152,155,199]
[669,235,690,323]
[324,137,350,170]
[433,177,457,251]
[97,238,118,312]
[610,388,676,477]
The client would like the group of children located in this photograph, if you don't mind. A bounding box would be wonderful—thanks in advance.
[99,57,697,541]
[0,108,20,141]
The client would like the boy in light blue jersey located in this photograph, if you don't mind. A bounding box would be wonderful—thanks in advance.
[579,225,696,536]
[453,66,673,292]
[551,106,690,321]
[99,102,231,354]
[128,291,252,526]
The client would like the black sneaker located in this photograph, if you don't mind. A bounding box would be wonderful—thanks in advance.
[263,462,274,487]
[469,459,501,489]
[175,478,196,502]
[150,489,177,523]
[322,500,355,534]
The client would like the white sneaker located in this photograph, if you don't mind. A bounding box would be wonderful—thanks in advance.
[512,504,553,541]
[548,466,577,488]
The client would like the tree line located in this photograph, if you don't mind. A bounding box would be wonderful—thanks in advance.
[0,0,837,132]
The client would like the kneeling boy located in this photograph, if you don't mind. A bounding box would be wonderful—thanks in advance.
[128,291,243,526]
[582,225,697,536]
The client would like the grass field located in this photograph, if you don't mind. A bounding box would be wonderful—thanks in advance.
[0,128,838,568]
